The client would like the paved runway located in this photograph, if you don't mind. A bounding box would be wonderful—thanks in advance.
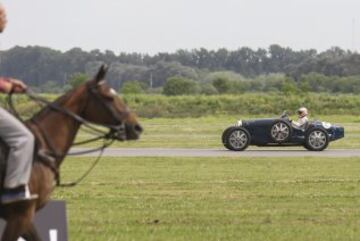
[71,148,360,157]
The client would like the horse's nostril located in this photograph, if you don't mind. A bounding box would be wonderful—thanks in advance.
[134,124,143,134]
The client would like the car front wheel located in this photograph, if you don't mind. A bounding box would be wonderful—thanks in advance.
[305,128,329,151]
[223,127,250,151]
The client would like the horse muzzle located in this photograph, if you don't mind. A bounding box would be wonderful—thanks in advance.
[108,123,142,141]
[125,123,143,140]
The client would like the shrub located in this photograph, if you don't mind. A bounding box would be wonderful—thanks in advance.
[163,77,199,96]
[68,73,88,88]
[200,83,218,95]
[212,77,232,94]
[121,81,144,94]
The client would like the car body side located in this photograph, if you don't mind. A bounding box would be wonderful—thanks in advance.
[238,118,344,146]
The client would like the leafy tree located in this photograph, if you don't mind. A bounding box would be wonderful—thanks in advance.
[212,77,232,94]
[299,81,311,93]
[200,83,218,95]
[282,79,298,95]
[2,45,360,94]
[163,77,198,96]
[151,61,199,88]
[121,81,144,94]
[207,71,245,82]
[68,73,88,88]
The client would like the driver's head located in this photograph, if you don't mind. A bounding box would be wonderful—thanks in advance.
[0,3,7,33]
[297,107,308,118]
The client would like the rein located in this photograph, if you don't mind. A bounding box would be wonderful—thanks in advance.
[6,88,123,187]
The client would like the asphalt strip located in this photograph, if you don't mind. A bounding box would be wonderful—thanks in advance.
[70,148,360,158]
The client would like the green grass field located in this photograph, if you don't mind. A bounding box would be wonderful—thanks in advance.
[75,115,360,149]
[54,156,360,241]
[53,114,360,240]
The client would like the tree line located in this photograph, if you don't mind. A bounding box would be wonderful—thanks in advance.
[0,45,360,93]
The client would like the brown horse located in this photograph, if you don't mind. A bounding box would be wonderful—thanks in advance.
[0,65,142,241]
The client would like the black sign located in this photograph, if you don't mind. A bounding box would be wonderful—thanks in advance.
[0,201,68,241]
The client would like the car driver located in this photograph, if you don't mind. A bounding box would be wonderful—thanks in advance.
[292,107,309,128]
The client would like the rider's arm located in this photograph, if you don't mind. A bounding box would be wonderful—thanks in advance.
[292,120,301,127]
[298,116,308,126]
[0,77,27,93]
[293,117,308,127]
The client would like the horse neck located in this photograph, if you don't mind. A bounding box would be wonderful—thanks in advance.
[28,88,88,164]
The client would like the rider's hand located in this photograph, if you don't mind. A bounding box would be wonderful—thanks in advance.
[10,79,28,93]
[0,78,27,93]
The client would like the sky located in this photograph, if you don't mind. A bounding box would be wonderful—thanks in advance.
[1,0,360,55]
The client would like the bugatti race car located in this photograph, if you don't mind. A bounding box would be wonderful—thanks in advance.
[222,112,344,151]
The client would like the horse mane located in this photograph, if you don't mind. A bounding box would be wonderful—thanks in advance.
[29,87,79,122]
[30,64,108,122]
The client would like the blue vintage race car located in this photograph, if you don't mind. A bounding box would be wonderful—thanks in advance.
[222,112,344,151]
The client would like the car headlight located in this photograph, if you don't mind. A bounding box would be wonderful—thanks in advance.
[235,120,243,126]
[322,122,332,129]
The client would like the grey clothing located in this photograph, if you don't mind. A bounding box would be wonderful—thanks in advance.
[0,107,34,189]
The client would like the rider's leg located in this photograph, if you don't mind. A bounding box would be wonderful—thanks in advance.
[0,107,37,204]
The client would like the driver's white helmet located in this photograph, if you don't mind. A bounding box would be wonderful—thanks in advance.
[297,107,308,118]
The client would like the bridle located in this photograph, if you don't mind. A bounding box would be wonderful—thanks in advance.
[7,82,130,187]
[86,81,130,140]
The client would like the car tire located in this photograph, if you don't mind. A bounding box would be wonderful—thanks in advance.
[305,128,329,151]
[223,127,250,151]
[222,126,235,145]
[270,120,292,143]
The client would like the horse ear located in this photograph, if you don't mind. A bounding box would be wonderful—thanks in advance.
[94,64,109,83]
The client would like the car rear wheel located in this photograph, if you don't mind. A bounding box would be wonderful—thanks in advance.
[270,121,291,143]
[223,127,250,151]
[305,128,329,151]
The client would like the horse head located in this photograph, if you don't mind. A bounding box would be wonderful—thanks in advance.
[82,65,142,141]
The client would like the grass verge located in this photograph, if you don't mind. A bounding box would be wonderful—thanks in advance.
[54,156,360,241]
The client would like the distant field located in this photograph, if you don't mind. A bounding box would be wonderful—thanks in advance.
[75,115,360,149]
[3,93,360,118]
[54,156,360,241]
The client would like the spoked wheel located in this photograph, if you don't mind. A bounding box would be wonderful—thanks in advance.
[305,128,329,151]
[270,121,291,143]
[223,127,250,151]
[222,127,234,145]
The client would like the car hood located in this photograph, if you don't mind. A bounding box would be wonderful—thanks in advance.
[241,118,278,126]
